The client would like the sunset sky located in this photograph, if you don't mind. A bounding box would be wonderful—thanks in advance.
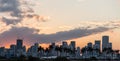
[0,0,120,50]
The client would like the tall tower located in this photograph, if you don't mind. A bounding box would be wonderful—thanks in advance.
[107,43,112,49]
[62,41,68,48]
[93,40,101,51]
[16,39,23,49]
[87,42,92,48]
[70,41,76,50]
[95,40,101,49]
[102,36,109,51]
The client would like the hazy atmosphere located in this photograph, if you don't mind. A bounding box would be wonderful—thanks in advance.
[0,0,120,50]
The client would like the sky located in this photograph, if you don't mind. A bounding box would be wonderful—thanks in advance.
[0,0,120,50]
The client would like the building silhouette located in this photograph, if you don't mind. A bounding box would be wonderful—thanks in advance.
[16,39,23,49]
[102,36,109,51]
[0,35,119,59]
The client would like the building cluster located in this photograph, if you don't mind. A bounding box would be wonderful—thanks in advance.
[0,36,119,59]
[81,36,119,59]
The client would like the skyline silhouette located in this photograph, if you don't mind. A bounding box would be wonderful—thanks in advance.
[0,35,119,59]
[0,1,120,60]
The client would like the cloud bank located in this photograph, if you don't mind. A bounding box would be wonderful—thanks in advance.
[0,21,120,46]
[0,26,110,45]
[0,0,49,25]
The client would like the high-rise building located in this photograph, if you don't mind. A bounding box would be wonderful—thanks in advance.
[95,40,101,45]
[70,41,76,50]
[62,41,68,48]
[76,47,80,57]
[95,40,101,50]
[102,36,109,51]
[10,44,16,50]
[87,42,92,48]
[0,47,5,56]
[34,43,39,53]
[23,46,26,52]
[16,39,23,49]
[107,43,112,49]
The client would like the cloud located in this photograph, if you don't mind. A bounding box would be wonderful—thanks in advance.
[0,0,49,25]
[0,0,20,16]
[38,27,111,43]
[0,17,20,25]
[0,27,39,45]
[0,20,120,46]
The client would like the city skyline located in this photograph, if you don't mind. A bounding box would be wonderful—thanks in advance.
[0,35,119,51]
[0,35,119,59]
[1,30,120,50]
[0,0,120,51]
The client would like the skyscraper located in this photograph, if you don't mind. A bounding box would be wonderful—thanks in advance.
[62,41,68,48]
[16,39,23,49]
[95,40,101,49]
[107,43,112,49]
[76,47,80,57]
[70,41,76,50]
[93,40,101,51]
[87,42,92,48]
[102,36,109,51]
[10,44,16,50]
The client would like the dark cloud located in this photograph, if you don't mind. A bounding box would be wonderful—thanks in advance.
[0,0,48,25]
[0,26,111,46]
[0,27,39,45]
[0,0,21,17]
[0,0,22,25]
[1,17,20,25]
[37,27,111,43]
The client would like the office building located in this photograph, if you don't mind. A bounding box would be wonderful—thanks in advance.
[107,43,112,49]
[102,36,109,51]
[16,39,23,49]
[87,42,92,48]
[70,41,76,50]
[62,41,68,48]
[95,40,101,50]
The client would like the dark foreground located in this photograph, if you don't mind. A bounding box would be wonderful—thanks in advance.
[0,57,119,61]
[0,59,120,61]
[0,59,119,61]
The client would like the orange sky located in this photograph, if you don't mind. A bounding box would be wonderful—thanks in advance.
[0,0,120,51]
[39,29,120,50]
[3,29,120,50]
[70,30,120,50]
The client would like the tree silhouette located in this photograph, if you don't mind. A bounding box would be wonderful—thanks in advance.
[55,46,60,56]
[38,46,44,52]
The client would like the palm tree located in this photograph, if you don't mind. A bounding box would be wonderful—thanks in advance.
[45,48,49,56]
[55,46,60,56]
[81,47,87,54]
[38,46,44,52]
[114,50,119,54]
[49,45,54,50]
[81,47,86,58]
[87,47,93,57]
[87,47,93,52]
[38,46,44,57]
[63,47,69,56]
[103,48,108,59]
[114,50,119,58]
